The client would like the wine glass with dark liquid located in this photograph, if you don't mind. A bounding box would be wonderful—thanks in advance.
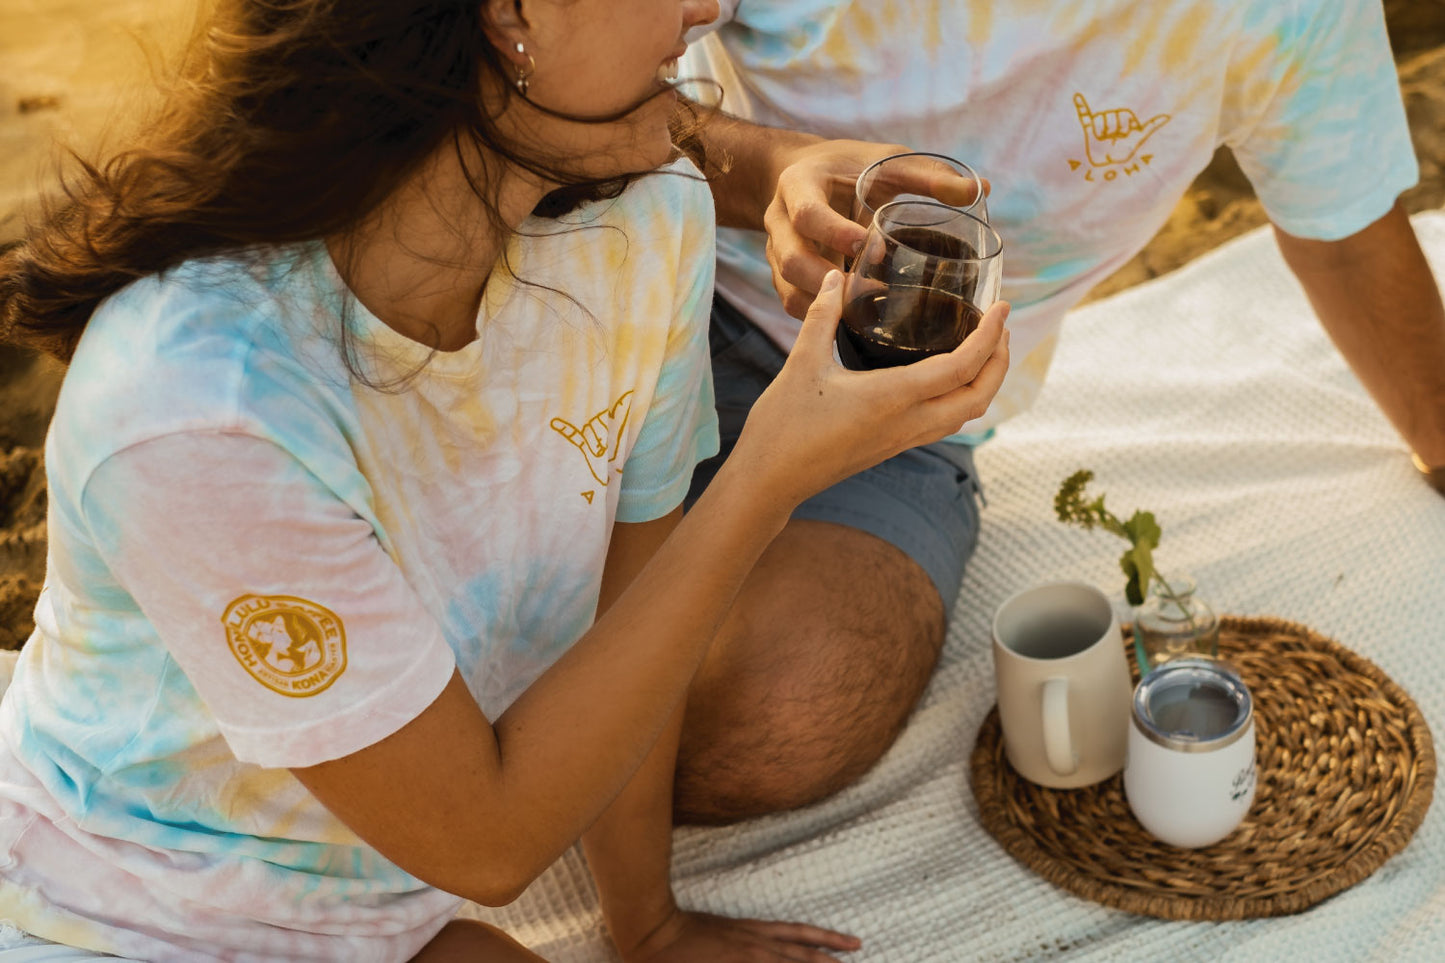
[836,199,1003,371]
[853,152,989,230]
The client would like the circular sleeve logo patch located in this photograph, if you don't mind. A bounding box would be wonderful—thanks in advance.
[222,595,348,698]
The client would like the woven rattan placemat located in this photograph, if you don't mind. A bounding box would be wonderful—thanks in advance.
[969,615,1436,920]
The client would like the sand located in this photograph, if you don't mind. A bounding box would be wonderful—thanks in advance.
[2,1,1444,648]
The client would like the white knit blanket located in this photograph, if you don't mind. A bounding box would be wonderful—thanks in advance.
[462,212,1445,962]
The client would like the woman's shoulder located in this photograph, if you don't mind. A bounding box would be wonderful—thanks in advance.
[513,158,715,300]
[50,246,349,484]
[552,157,714,247]
[620,155,714,222]
[83,247,316,357]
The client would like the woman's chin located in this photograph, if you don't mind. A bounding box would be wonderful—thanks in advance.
[640,134,681,171]
[590,132,680,178]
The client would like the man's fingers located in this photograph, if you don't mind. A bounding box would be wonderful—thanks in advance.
[790,195,868,260]
[766,237,830,320]
[863,157,988,213]
[765,200,841,317]
[931,174,990,210]
[775,165,866,260]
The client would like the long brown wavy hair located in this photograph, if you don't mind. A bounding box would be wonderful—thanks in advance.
[0,0,716,364]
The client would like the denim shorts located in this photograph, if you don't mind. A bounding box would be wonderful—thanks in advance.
[686,296,985,606]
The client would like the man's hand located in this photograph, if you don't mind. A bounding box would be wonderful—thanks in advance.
[763,141,987,318]
[620,907,860,963]
[678,104,987,319]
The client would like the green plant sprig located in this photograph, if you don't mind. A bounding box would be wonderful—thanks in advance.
[1054,469,1174,607]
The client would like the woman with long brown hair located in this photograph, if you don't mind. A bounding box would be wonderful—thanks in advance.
[0,0,1009,959]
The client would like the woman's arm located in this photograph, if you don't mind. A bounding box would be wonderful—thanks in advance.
[578,511,862,961]
[291,275,1011,906]
[579,511,688,947]
[292,469,789,906]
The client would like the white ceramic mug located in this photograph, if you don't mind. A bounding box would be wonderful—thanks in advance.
[992,582,1133,789]
[1124,658,1257,848]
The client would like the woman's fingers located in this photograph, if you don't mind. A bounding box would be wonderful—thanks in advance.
[791,268,846,361]
[899,299,1011,398]
[729,917,861,950]
[722,916,860,960]
[793,284,1010,424]
[773,946,850,962]
[887,303,1010,441]
[916,325,1010,435]
[739,287,1008,509]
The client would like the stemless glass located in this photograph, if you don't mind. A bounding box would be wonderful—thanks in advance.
[853,152,989,229]
[836,199,1003,371]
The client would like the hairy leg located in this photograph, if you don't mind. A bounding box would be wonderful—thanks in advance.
[410,919,546,962]
[675,520,946,825]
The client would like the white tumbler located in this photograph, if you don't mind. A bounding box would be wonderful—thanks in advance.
[1124,658,1256,848]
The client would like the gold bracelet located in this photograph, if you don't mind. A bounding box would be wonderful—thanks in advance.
[1412,452,1445,494]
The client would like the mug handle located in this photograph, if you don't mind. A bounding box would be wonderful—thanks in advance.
[1042,677,1078,776]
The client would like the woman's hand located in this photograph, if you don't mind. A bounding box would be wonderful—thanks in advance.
[621,907,860,962]
[728,268,1010,513]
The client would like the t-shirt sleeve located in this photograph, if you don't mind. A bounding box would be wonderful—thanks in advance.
[614,180,721,523]
[81,431,458,770]
[1224,0,1417,241]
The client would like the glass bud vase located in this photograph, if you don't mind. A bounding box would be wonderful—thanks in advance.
[1133,574,1219,677]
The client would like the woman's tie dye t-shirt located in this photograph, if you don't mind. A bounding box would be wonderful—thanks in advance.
[685,0,1418,438]
[0,161,718,961]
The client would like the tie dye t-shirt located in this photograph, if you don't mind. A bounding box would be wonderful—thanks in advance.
[685,0,1418,437]
[0,160,718,961]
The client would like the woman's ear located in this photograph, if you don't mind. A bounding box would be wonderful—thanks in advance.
[482,0,529,65]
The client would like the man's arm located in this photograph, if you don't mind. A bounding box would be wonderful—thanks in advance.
[682,107,827,231]
[684,108,883,318]
[1274,201,1445,479]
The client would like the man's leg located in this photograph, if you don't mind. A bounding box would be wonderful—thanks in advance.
[674,297,982,825]
[675,519,947,824]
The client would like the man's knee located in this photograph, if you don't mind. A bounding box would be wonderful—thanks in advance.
[676,616,942,824]
[676,528,948,824]
[675,697,918,823]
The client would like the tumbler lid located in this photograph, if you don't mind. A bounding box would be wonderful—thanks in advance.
[1132,658,1253,753]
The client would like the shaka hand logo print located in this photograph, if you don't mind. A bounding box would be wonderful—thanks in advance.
[1068,92,1171,182]
[551,389,633,503]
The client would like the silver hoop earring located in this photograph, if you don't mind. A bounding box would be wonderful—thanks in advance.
[513,42,535,96]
